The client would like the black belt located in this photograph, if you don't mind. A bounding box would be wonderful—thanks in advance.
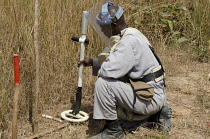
[132,68,164,83]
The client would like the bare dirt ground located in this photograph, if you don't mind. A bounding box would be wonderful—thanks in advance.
[10,49,210,139]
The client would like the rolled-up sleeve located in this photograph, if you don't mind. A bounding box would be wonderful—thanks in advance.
[92,58,100,76]
[99,38,135,79]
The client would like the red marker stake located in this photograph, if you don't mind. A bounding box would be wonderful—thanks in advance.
[12,54,20,139]
[14,55,20,84]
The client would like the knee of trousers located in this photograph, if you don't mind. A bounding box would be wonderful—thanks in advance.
[94,77,107,92]
[94,77,114,99]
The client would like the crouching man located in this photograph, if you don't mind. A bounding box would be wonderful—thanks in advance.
[80,2,172,139]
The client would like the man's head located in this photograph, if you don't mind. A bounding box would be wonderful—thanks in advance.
[96,2,127,37]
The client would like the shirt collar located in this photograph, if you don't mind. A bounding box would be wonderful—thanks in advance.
[120,28,128,37]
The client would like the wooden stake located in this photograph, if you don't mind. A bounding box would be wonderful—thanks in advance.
[42,114,64,123]
[12,54,20,139]
[34,0,40,136]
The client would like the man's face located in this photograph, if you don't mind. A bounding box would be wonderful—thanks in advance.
[100,24,113,38]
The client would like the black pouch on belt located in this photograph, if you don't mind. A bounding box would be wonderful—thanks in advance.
[127,79,154,101]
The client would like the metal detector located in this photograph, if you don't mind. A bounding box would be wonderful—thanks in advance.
[60,11,89,122]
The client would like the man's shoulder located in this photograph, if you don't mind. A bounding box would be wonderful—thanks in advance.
[122,28,142,39]
[122,27,150,46]
[124,27,141,35]
[122,28,141,41]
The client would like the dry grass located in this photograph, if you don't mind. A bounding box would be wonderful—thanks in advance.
[0,0,209,138]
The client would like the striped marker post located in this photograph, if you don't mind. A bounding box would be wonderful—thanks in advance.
[12,54,20,139]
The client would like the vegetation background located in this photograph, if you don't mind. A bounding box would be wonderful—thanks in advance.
[0,0,209,138]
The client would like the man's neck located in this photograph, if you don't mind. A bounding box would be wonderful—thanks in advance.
[119,24,128,32]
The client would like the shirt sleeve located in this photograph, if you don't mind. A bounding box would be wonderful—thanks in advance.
[92,58,100,76]
[99,36,135,79]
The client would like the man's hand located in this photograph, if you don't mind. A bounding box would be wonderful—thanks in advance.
[78,57,93,67]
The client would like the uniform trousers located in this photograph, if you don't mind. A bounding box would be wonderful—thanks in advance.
[93,77,165,120]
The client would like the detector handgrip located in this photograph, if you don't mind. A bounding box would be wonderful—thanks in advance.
[71,37,80,42]
[71,36,89,46]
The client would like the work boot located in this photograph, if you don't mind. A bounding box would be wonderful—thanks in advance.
[158,105,172,132]
[91,120,125,139]
[148,105,172,132]
[119,118,148,134]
